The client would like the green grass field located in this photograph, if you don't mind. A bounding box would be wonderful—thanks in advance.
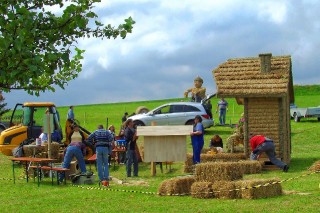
[0,85,319,212]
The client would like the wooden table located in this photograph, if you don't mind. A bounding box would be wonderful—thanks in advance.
[11,157,56,186]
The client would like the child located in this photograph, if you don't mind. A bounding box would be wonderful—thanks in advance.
[209,135,223,148]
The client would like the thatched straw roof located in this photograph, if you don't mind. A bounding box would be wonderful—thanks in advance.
[213,54,294,103]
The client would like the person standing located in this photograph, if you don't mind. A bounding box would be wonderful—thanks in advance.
[249,134,289,172]
[190,115,204,164]
[87,124,114,185]
[67,106,75,121]
[124,119,139,177]
[122,112,128,123]
[216,98,228,125]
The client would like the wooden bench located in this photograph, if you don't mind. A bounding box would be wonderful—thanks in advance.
[29,165,70,185]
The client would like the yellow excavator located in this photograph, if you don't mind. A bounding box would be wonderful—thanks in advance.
[0,102,94,159]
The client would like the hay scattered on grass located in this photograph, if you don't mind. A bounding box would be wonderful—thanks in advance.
[191,182,213,199]
[234,178,282,199]
[158,176,195,196]
[195,162,243,182]
[308,160,320,172]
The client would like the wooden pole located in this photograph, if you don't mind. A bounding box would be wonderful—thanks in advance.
[47,113,51,159]
[150,121,157,176]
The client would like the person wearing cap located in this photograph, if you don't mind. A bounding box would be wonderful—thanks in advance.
[249,134,289,172]
[190,115,205,164]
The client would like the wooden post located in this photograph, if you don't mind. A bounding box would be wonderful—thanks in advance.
[46,113,52,159]
[150,121,157,176]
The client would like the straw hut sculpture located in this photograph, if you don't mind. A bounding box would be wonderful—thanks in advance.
[213,53,293,164]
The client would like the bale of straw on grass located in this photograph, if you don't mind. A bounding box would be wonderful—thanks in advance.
[211,181,239,199]
[238,160,262,174]
[308,160,320,172]
[22,144,46,157]
[195,162,243,182]
[158,176,196,196]
[234,178,282,199]
[184,153,247,174]
[191,182,213,199]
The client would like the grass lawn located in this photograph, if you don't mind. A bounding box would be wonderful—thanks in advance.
[0,85,319,212]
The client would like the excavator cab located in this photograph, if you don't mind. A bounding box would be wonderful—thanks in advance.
[0,102,63,156]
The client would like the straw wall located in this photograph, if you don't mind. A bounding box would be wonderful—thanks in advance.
[246,98,281,157]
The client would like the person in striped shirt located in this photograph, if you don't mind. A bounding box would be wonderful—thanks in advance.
[87,124,114,183]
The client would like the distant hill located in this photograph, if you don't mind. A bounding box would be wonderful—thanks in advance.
[293,85,320,96]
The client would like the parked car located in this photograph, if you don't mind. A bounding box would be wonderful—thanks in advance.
[128,101,214,129]
[290,104,320,122]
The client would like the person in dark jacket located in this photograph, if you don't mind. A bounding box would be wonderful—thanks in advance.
[124,119,139,177]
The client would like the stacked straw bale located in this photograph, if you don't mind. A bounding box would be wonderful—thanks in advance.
[308,160,320,172]
[184,153,246,173]
[212,181,238,199]
[43,142,61,159]
[191,182,213,199]
[158,176,195,196]
[238,160,262,174]
[194,162,243,182]
[22,143,46,157]
[22,142,61,159]
[234,178,282,199]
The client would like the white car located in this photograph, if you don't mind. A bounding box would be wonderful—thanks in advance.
[128,102,214,129]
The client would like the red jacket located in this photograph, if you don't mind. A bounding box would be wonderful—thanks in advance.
[249,135,266,151]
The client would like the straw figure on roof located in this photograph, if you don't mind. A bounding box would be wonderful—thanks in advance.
[184,76,206,102]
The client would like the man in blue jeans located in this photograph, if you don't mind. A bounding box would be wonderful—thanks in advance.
[59,143,87,182]
[87,124,114,185]
[216,98,228,125]
[249,134,289,172]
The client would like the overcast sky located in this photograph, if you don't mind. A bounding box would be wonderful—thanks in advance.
[3,0,320,108]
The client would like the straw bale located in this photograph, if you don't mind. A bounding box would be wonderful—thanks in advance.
[195,162,243,182]
[184,153,195,173]
[158,179,174,196]
[191,182,213,199]
[22,145,46,157]
[308,160,320,172]
[49,142,61,159]
[211,181,239,199]
[238,160,262,174]
[184,153,246,173]
[234,178,282,199]
[58,153,64,163]
[158,176,196,196]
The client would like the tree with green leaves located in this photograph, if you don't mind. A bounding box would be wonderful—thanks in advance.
[0,92,10,119]
[0,0,135,95]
